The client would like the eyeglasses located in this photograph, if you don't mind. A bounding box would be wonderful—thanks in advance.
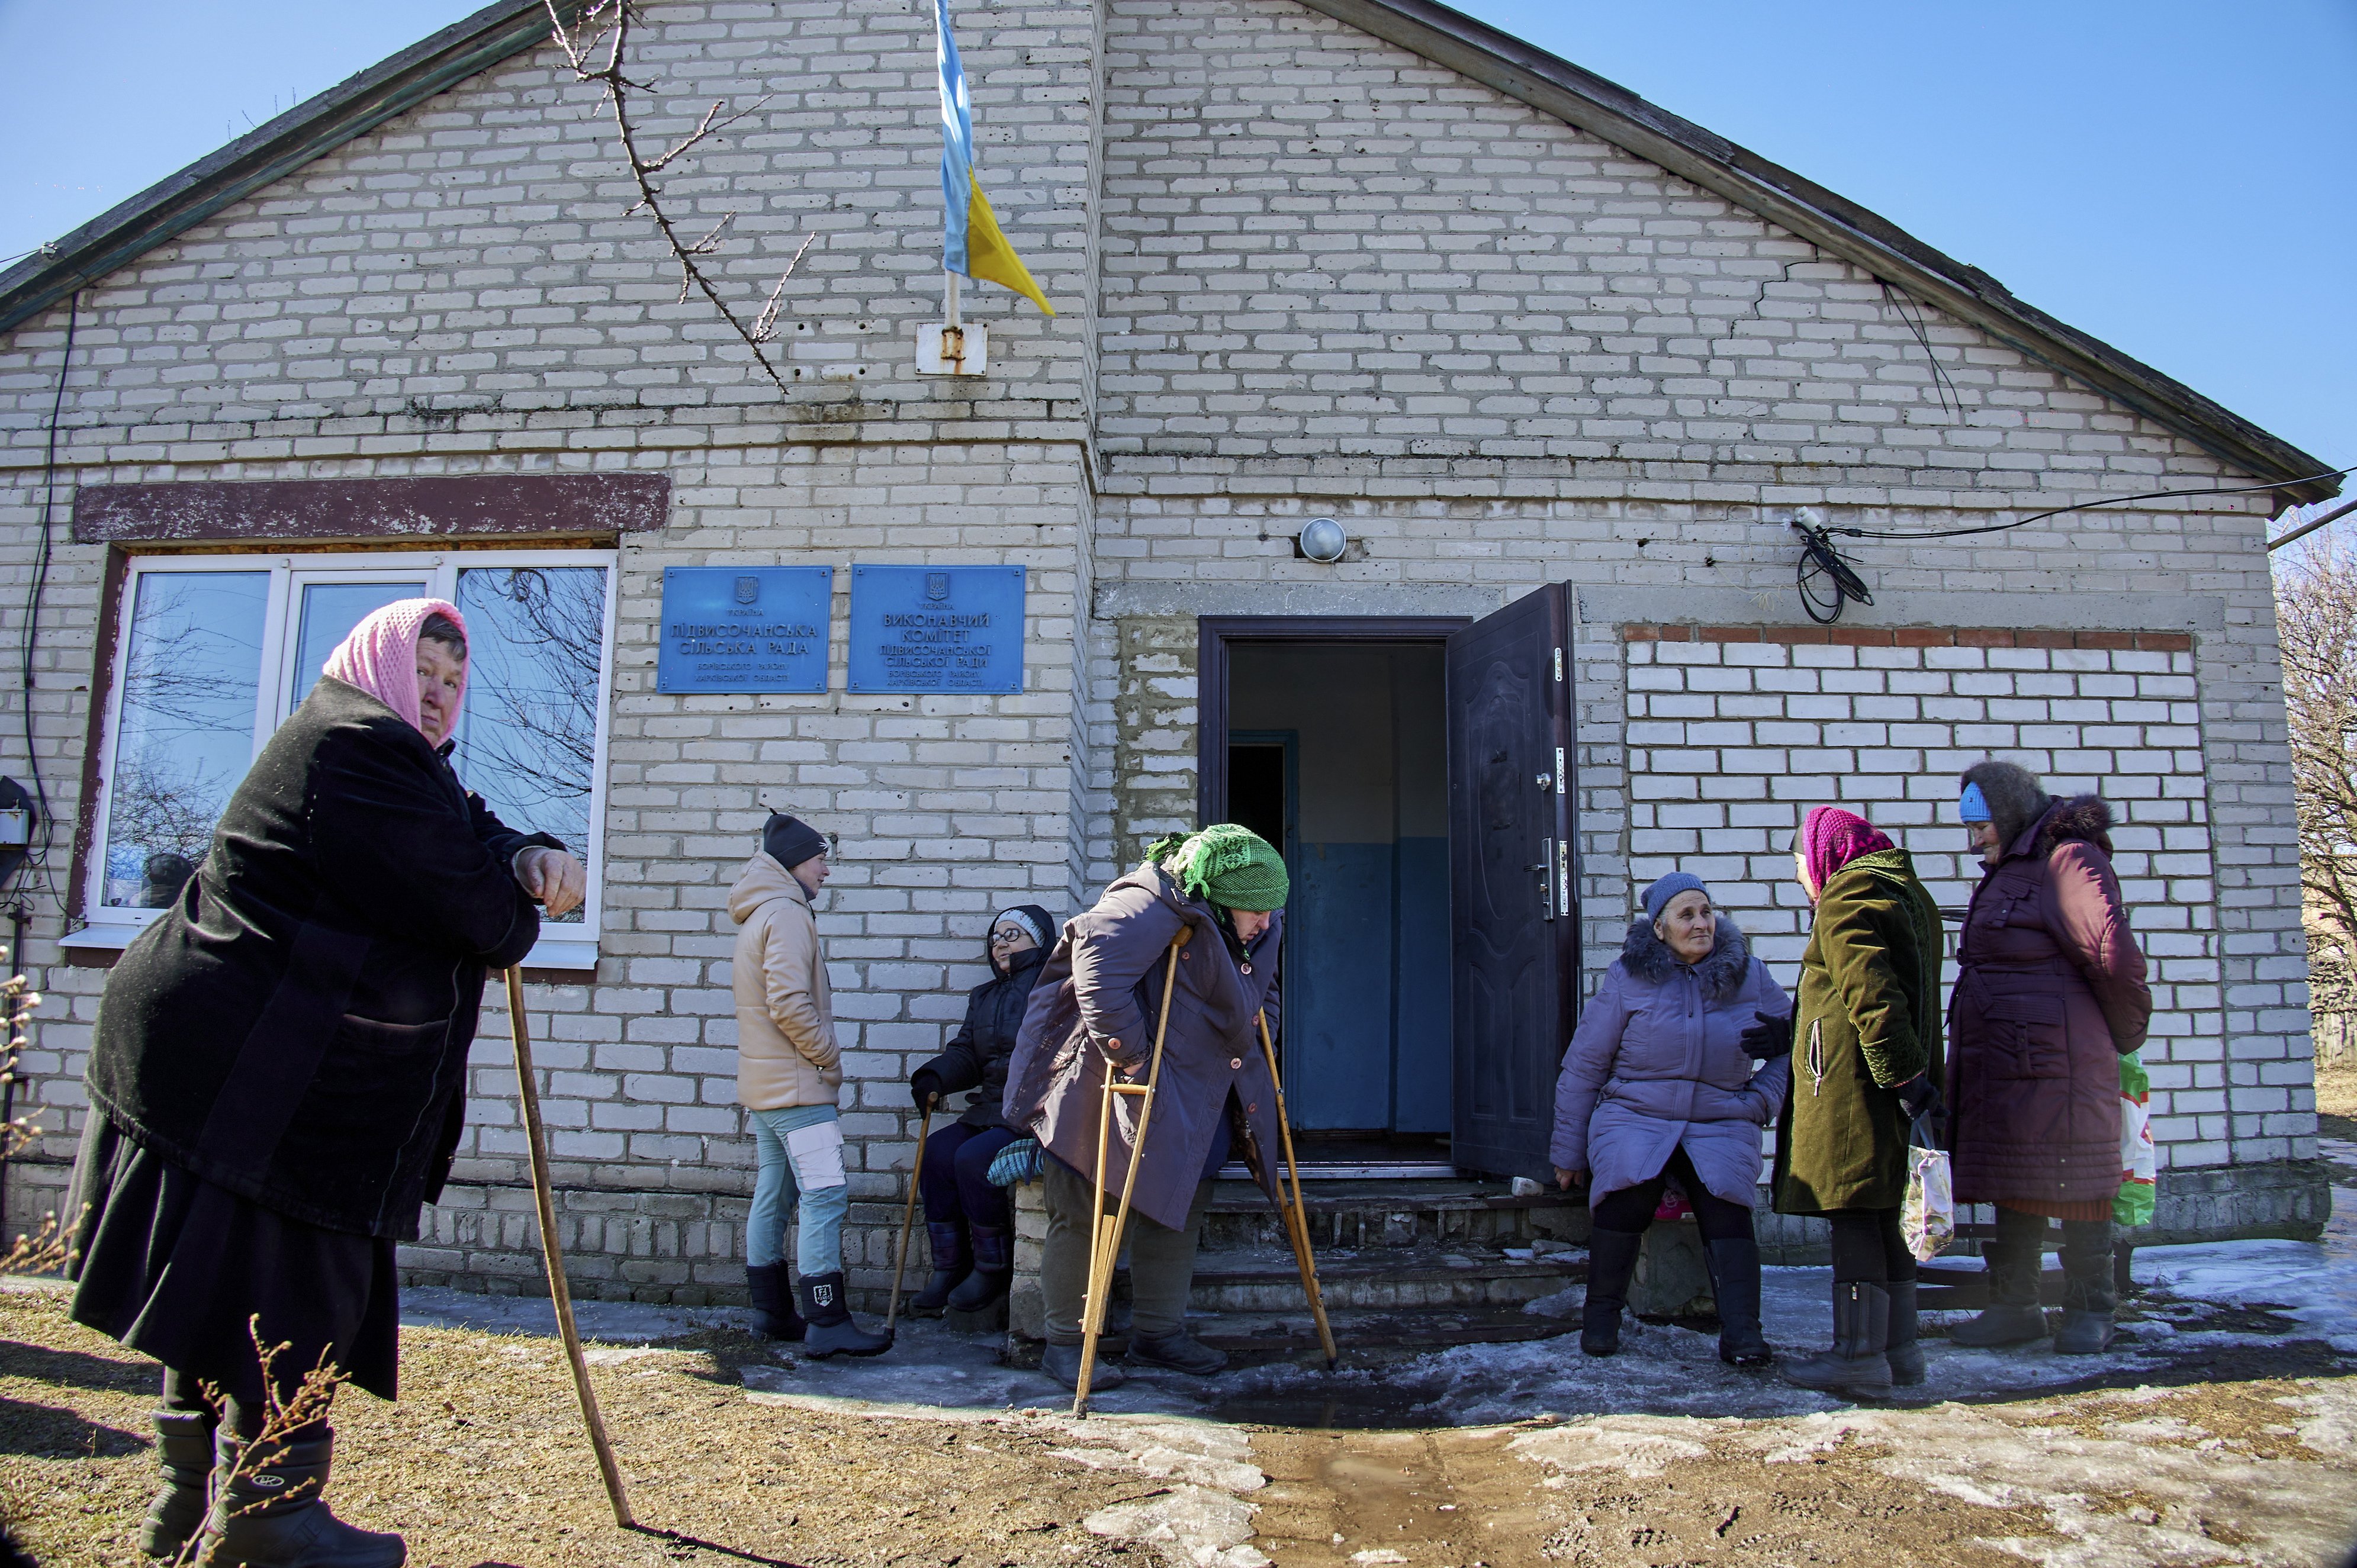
[989,926,1030,945]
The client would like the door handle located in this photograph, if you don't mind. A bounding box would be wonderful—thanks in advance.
[1535,771,1552,790]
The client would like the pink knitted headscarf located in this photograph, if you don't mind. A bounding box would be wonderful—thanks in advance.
[1798,806,1893,896]
[319,597,468,738]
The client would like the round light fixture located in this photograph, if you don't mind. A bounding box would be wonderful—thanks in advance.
[1297,517,1349,563]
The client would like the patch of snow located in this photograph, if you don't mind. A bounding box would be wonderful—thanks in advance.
[1349,1551,1409,1564]
[1508,1416,1719,1477]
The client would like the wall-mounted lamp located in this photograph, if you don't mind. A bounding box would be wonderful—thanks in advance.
[1296,517,1350,564]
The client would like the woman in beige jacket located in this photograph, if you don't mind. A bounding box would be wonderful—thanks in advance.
[732,813,889,1357]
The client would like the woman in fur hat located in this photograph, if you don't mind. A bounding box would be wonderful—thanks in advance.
[1551,872,1793,1366]
[1948,761,2151,1354]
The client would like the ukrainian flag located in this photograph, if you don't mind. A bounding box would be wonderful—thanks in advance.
[936,0,1053,315]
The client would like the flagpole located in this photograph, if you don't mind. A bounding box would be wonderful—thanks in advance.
[945,269,961,329]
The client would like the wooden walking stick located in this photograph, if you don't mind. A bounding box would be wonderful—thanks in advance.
[506,968,636,1530]
[886,1094,937,1334]
[1257,1010,1338,1371]
[1073,935,1185,1417]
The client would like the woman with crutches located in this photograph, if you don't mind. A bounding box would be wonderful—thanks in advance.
[1002,825,1289,1394]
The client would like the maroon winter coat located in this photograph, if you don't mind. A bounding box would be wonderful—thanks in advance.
[1947,794,2152,1208]
[1001,865,1285,1232]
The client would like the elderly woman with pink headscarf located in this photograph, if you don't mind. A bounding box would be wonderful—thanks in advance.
[65,600,584,1567]
[1770,806,1944,1399]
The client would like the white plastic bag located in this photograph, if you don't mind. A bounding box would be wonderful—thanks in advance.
[1902,1131,1954,1263]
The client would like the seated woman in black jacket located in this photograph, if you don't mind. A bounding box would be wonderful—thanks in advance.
[905,904,1055,1315]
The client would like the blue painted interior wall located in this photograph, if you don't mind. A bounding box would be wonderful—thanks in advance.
[1229,644,1449,1133]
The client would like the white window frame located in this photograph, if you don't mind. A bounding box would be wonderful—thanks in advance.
[78,548,619,971]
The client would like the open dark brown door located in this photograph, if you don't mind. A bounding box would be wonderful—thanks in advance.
[1446,584,1577,1179]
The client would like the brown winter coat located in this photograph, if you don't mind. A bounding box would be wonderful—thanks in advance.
[728,852,842,1112]
[1947,795,2152,1208]
[1002,864,1285,1232]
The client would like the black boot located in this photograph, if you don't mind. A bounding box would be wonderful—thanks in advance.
[1705,1237,1772,1367]
[2054,1219,2117,1354]
[198,1428,406,1567]
[141,1408,217,1559]
[947,1223,1013,1313]
[1780,1281,1893,1398]
[1130,1331,1229,1376]
[1581,1229,1643,1357]
[909,1222,969,1318]
[1886,1278,1925,1386]
[799,1271,892,1358]
[1041,1341,1126,1393]
[745,1262,805,1342]
[1950,1225,2047,1348]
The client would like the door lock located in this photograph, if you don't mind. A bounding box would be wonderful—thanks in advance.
[1535,771,1552,790]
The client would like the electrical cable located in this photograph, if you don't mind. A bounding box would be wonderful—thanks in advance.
[1825,467,2355,543]
[16,292,78,915]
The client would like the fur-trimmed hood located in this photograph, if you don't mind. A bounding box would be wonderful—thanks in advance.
[2025,793,2116,859]
[1961,758,2050,846]
[1621,913,1753,1000]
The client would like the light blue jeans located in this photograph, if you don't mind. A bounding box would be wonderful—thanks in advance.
[747,1103,848,1276]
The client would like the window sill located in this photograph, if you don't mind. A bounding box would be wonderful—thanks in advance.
[63,925,600,973]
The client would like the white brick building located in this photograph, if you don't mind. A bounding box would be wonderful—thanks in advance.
[0,0,2333,1307]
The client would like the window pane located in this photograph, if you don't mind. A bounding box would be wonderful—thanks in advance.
[453,566,607,925]
[104,571,269,908]
[288,580,428,711]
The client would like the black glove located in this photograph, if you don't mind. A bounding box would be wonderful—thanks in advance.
[1739,1010,1795,1060]
[1895,1073,1943,1123]
[910,1069,943,1112]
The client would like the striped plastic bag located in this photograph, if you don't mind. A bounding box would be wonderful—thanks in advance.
[2115,1051,2156,1228]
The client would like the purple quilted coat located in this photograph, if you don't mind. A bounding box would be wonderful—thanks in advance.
[1550,916,1793,1208]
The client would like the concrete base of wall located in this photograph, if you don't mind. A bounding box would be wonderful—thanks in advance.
[361,1157,2333,1308]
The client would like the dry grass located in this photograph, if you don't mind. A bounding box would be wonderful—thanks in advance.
[2316,1056,2357,1122]
[0,1285,1160,1568]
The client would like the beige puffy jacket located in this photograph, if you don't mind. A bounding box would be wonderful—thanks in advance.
[728,852,841,1110]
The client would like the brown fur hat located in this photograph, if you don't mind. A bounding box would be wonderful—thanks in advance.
[1960,759,2050,846]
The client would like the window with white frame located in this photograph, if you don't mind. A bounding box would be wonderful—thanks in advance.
[83,550,618,968]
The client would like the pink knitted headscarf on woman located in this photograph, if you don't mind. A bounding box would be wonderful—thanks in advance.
[1798,805,1893,896]
[319,597,468,738]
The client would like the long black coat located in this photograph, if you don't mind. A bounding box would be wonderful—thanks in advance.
[87,676,561,1241]
[917,905,1054,1130]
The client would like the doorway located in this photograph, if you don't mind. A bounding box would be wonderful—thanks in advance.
[1198,594,1578,1183]
[1201,621,1461,1164]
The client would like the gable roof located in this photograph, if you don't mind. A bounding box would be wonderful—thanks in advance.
[1,0,2335,502]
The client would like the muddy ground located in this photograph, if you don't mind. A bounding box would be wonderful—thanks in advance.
[5,1276,2356,1568]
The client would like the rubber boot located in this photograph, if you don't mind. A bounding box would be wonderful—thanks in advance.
[2053,1219,2117,1354]
[1704,1237,1773,1367]
[1581,1229,1643,1357]
[197,1428,406,1568]
[799,1271,892,1358]
[947,1223,1013,1313]
[1780,1281,1893,1398]
[1948,1232,2048,1348]
[1885,1278,1925,1386]
[744,1262,805,1342]
[140,1408,217,1559]
[1041,1341,1126,1393]
[909,1222,969,1318]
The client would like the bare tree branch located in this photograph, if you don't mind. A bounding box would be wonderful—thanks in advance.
[2275,537,2357,1015]
[547,0,811,395]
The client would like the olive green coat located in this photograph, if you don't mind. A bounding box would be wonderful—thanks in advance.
[1774,848,1946,1215]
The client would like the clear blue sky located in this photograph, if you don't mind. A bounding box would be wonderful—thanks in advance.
[2,1,2350,470]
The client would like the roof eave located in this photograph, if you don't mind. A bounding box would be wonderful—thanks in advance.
[0,0,574,338]
[1300,0,2339,505]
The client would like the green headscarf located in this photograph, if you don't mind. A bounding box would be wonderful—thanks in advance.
[1141,823,1289,912]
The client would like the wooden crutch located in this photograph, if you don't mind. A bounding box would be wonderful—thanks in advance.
[506,968,635,1530]
[1257,1010,1338,1370]
[1073,936,1186,1417]
[886,1094,938,1334]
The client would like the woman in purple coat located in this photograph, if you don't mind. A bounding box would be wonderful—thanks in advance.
[1552,872,1794,1365]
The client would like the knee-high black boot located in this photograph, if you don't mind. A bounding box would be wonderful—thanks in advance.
[141,1408,218,1559]
[198,1427,406,1567]
[2054,1218,2116,1354]
[1704,1237,1771,1367]
[1950,1209,2048,1348]
[948,1223,1013,1313]
[1581,1229,1644,1357]
[909,1222,969,1318]
[1780,1280,1892,1398]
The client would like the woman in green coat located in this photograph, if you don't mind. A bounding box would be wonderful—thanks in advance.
[1771,806,1945,1396]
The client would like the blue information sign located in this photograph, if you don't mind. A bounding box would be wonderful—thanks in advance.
[657,566,832,693]
[846,565,1025,695]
